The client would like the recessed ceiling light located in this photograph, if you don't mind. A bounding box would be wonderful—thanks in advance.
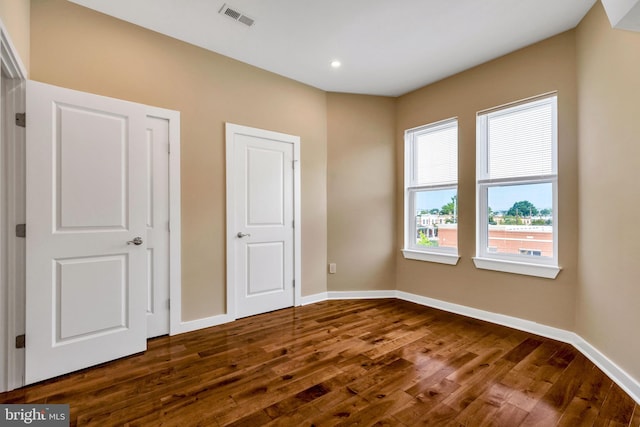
[330,60,341,68]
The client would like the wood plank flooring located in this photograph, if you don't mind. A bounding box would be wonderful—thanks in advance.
[1,299,638,426]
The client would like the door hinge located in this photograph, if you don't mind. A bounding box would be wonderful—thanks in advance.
[292,279,295,288]
[15,334,25,349]
[167,299,171,309]
[15,224,26,238]
[15,113,26,128]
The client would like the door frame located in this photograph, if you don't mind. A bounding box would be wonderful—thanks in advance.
[225,123,302,320]
[0,17,27,393]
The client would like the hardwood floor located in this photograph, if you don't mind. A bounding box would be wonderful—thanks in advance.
[1,299,638,426]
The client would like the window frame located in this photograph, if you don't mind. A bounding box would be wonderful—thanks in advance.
[474,94,561,278]
[402,118,460,265]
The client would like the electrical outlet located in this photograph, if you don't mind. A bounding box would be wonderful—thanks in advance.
[328,263,337,274]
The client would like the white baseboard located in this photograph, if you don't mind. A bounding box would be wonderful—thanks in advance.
[302,290,395,304]
[171,313,234,335]
[327,290,397,300]
[301,292,328,306]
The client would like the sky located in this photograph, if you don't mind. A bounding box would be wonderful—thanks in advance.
[416,183,552,213]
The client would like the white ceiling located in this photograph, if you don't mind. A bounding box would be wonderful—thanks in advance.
[68,0,597,97]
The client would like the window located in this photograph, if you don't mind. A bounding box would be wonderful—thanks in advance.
[403,118,459,265]
[475,94,560,278]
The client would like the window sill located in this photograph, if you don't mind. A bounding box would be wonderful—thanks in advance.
[402,249,460,265]
[472,257,561,279]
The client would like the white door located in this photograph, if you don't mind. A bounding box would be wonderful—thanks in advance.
[25,80,148,384]
[145,116,170,338]
[226,124,298,319]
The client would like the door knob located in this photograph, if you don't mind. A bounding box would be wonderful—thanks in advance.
[127,237,143,246]
[237,232,251,238]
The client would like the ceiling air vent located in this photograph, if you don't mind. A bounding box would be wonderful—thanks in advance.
[219,4,255,27]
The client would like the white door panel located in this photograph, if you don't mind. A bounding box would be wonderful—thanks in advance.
[247,146,286,225]
[25,80,147,384]
[228,125,297,319]
[247,242,286,295]
[56,255,128,340]
[58,106,128,229]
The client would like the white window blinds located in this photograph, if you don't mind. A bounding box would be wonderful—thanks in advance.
[480,97,556,180]
[412,120,458,186]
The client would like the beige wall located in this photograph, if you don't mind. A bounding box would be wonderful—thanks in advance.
[395,32,579,330]
[0,0,29,73]
[30,0,328,321]
[327,93,396,291]
[576,2,640,380]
